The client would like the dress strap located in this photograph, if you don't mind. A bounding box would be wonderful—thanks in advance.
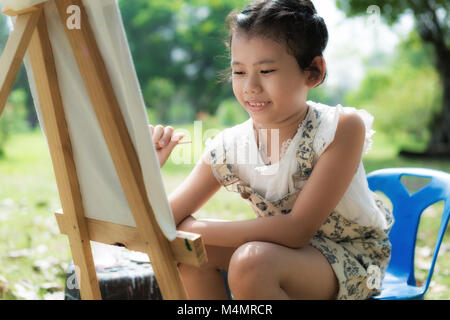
[209,104,322,201]
[293,105,323,182]
[209,138,240,189]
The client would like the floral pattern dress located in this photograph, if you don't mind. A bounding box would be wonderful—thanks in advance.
[208,103,394,300]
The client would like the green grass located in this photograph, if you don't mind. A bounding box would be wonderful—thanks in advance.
[0,129,69,299]
[0,127,449,299]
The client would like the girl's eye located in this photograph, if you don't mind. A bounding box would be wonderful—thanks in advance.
[232,70,275,75]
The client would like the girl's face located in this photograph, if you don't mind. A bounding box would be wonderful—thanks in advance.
[231,32,309,126]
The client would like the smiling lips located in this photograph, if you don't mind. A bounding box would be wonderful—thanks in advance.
[247,101,271,111]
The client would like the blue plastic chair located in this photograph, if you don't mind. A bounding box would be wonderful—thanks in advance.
[367,167,450,300]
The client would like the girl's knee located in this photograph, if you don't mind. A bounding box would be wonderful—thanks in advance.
[230,241,275,268]
[228,241,276,287]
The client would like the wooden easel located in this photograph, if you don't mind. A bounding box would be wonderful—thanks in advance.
[0,0,206,300]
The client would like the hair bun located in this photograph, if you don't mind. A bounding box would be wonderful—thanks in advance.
[297,0,317,16]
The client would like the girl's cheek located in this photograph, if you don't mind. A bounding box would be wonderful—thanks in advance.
[232,83,238,98]
[232,81,242,98]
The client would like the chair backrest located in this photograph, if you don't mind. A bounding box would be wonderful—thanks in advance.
[367,168,450,290]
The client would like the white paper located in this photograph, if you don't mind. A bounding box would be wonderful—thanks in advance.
[0,0,48,11]
[21,0,177,240]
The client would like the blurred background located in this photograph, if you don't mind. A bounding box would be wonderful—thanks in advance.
[0,0,449,299]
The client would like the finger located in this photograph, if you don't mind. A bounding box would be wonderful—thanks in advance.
[159,133,184,163]
[149,124,154,134]
[164,134,185,154]
[166,133,185,150]
[171,133,185,142]
[152,125,164,145]
[158,126,174,147]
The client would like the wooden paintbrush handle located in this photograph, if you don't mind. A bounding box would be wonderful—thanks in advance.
[155,140,191,149]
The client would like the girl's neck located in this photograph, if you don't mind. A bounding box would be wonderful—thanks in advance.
[252,103,309,138]
[252,103,310,164]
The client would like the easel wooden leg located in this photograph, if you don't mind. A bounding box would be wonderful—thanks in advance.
[1,1,194,300]
[54,0,187,299]
[27,12,101,300]
[0,8,42,117]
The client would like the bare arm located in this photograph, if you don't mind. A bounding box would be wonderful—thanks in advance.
[178,113,366,248]
[169,151,222,226]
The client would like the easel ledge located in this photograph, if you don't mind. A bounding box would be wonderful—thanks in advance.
[55,210,207,268]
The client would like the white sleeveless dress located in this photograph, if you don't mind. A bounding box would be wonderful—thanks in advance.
[206,100,388,230]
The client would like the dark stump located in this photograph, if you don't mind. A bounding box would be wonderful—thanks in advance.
[64,243,162,300]
[64,242,232,300]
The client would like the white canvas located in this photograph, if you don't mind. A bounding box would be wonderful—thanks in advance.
[19,0,177,240]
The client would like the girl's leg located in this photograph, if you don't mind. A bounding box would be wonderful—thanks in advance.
[178,245,236,299]
[228,241,338,300]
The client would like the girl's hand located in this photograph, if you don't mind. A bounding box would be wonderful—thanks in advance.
[149,124,185,168]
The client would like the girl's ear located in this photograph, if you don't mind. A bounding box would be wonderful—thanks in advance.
[305,56,326,88]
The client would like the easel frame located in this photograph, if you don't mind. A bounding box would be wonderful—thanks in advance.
[0,0,206,300]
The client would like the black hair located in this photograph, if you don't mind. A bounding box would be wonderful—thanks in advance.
[217,0,329,87]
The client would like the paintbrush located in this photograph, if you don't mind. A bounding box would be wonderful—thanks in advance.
[155,140,191,150]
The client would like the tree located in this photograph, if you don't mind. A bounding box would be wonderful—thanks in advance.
[0,13,37,130]
[0,12,32,153]
[336,0,450,157]
[118,0,247,123]
[344,31,441,153]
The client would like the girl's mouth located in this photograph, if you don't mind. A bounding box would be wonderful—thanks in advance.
[247,101,271,111]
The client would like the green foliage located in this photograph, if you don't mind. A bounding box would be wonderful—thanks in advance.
[0,13,8,48]
[215,98,249,126]
[335,0,449,27]
[119,0,247,122]
[0,15,8,157]
[0,89,30,156]
[146,108,158,125]
[345,69,392,106]
[308,85,347,107]
[0,14,38,131]
[337,1,450,153]
[144,77,176,123]
[308,85,330,104]
[168,100,196,124]
[344,31,442,151]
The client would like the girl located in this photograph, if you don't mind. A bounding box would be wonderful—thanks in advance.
[151,0,393,300]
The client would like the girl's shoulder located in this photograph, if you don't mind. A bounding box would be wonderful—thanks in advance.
[308,101,376,158]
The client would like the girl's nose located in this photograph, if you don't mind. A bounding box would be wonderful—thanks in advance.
[244,86,261,94]
[244,76,262,94]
